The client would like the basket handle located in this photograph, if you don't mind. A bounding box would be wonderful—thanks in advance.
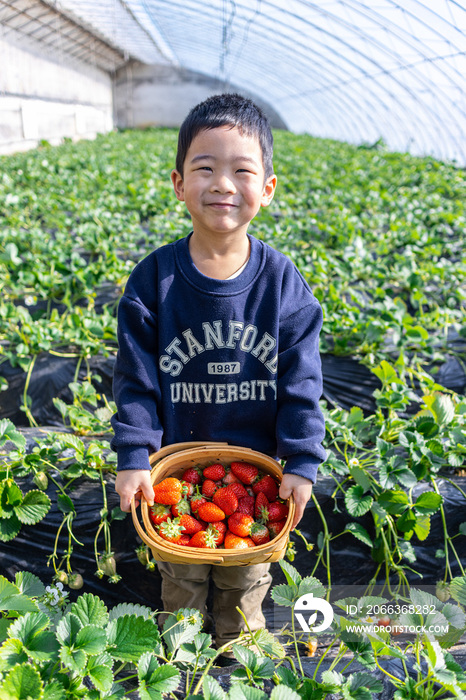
[149,441,228,466]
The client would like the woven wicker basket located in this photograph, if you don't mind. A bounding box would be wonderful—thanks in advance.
[131,442,295,566]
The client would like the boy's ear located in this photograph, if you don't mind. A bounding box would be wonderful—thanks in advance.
[171,169,185,201]
[261,174,277,208]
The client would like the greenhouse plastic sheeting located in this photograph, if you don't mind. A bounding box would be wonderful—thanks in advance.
[61,0,466,164]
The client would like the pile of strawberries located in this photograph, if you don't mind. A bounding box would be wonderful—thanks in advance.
[149,461,289,550]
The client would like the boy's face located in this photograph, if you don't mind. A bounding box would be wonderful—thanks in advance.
[171,126,276,239]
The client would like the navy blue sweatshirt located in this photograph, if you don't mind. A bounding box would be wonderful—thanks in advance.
[111,233,326,482]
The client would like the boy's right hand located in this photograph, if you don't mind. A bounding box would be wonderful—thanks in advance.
[115,469,154,512]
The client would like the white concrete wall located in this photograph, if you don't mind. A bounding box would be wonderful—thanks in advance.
[0,29,113,154]
[114,63,287,131]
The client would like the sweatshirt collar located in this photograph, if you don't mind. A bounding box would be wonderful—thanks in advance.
[174,233,265,295]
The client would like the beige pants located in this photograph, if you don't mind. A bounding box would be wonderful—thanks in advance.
[157,561,272,651]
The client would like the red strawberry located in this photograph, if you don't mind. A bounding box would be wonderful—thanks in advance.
[190,488,207,513]
[177,534,191,546]
[158,518,183,543]
[222,469,240,485]
[224,532,255,549]
[203,463,226,480]
[237,495,255,518]
[207,520,227,545]
[252,475,279,501]
[188,530,218,549]
[213,487,238,517]
[225,482,248,499]
[268,519,287,538]
[230,462,259,485]
[197,502,226,522]
[153,478,183,505]
[255,492,269,520]
[250,522,270,545]
[149,503,171,527]
[178,514,203,535]
[265,501,289,523]
[182,467,202,485]
[228,512,254,538]
[180,480,195,498]
[202,479,220,498]
[171,498,191,517]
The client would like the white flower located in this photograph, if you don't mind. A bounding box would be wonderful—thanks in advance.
[349,458,360,467]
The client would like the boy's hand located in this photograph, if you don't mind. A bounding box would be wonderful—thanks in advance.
[115,469,154,512]
[279,473,313,529]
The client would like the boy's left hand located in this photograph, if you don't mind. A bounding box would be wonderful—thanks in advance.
[279,473,313,529]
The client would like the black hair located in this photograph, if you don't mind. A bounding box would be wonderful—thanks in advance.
[175,93,274,179]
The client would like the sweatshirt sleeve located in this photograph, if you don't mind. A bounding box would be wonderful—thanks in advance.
[276,296,327,484]
[110,288,164,471]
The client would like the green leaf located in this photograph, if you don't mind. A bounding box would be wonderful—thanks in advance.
[449,577,466,606]
[70,593,109,627]
[345,485,373,516]
[59,644,87,673]
[371,360,399,386]
[86,653,114,694]
[56,613,83,647]
[348,464,372,492]
[270,584,297,607]
[414,491,443,515]
[0,480,23,512]
[75,625,107,655]
[162,608,202,655]
[0,577,38,613]
[274,667,299,689]
[279,560,301,587]
[0,662,43,700]
[8,612,59,662]
[0,420,26,450]
[56,493,75,515]
[423,393,455,426]
[137,652,180,700]
[107,614,161,663]
[14,491,51,525]
[396,509,416,533]
[246,627,286,659]
[0,638,29,670]
[413,514,431,541]
[232,644,257,669]
[109,602,153,620]
[229,684,268,700]
[14,572,45,599]
[0,515,22,542]
[345,523,372,547]
[347,671,383,695]
[441,603,466,630]
[270,686,302,700]
[202,674,227,700]
[377,490,409,515]
[297,576,326,598]
[321,669,344,687]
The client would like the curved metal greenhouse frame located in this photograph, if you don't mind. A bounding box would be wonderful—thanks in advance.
[40,0,466,162]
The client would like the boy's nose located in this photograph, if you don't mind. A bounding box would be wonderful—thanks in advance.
[211,173,236,193]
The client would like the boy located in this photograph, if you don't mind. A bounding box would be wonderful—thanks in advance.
[111,93,326,662]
